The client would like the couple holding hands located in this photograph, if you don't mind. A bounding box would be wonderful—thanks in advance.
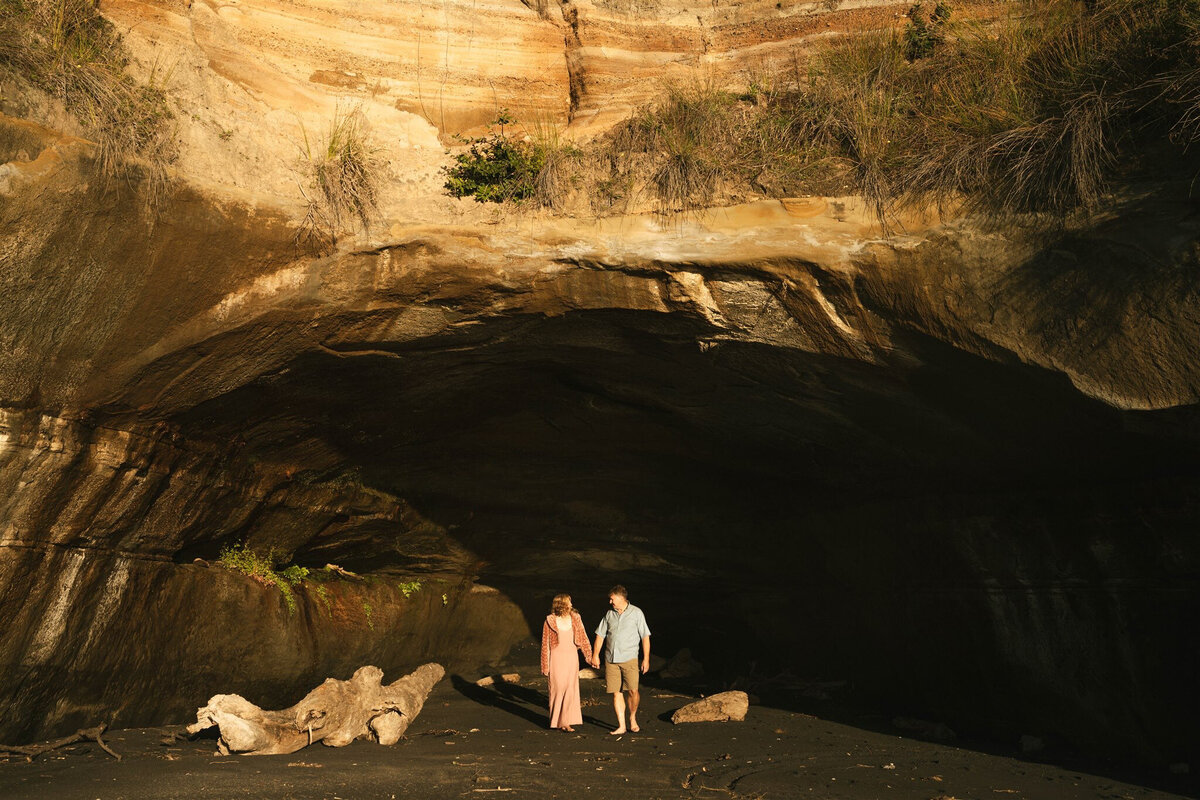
[539,584,651,734]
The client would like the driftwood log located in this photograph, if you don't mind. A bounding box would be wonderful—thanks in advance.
[187,663,444,755]
[0,725,121,762]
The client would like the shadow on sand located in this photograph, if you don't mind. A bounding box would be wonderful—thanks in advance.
[450,674,610,731]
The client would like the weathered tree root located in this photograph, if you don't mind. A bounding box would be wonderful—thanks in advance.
[187,663,445,756]
[0,725,121,762]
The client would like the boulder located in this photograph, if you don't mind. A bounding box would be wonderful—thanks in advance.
[671,691,749,724]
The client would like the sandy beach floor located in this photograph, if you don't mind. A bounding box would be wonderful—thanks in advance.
[1,662,1195,800]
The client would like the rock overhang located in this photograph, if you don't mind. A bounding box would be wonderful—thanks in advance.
[3,2,1200,759]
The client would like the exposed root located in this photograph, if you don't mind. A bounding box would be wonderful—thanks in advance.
[0,725,121,762]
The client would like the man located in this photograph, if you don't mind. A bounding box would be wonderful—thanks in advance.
[589,584,651,735]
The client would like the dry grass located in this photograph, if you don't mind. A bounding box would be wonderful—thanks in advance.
[0,0,177,213]
[299,106,381,249]
[583,0,1200,226]
[896,1,1125,216]
[600,80,739,217]
[799,29,912,225]
[522,113,580,211]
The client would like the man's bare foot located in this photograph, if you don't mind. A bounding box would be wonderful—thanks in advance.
[609,727,626,735]
[630,723,640,733]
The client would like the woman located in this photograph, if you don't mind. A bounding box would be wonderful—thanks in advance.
[540,593,593,732]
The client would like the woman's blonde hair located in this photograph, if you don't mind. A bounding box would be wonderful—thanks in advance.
[551,593,572,616]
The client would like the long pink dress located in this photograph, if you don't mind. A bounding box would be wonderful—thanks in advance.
[548,616,582,728]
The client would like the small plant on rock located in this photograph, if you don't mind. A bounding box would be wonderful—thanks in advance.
[311,582,333,614]
[398,579,422,598]
[299,105,380,248]
[280,564,309,584]
[362,600,375,630]
[217,542,306,615]
[444,110,548,204]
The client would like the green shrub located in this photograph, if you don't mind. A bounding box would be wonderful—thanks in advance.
[398,580,422,598]
[280,564,309,584]
[444,111,539,202]
[444,110,565,204]
[903,2,952,61]
[216,542,277,580]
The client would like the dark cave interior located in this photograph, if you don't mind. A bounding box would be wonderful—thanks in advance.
[155,308,1200,764]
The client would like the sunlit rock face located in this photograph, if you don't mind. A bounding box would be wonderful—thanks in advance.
[0,0,1198,769]
[84,0,1006,214]
[102,0,978,143]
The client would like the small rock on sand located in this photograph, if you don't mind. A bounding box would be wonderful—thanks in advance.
[671,691,749,724]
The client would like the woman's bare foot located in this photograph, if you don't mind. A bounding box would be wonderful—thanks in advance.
[562,726,575,732]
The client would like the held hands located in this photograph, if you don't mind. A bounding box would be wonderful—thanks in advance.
[589,656,600,669]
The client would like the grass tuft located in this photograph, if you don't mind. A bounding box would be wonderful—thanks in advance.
[0,0,177,213]
[575,0,1200,226]
[602,80,735,216]
[299,105,380,249]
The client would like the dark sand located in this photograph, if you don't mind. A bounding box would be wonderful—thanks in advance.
[1,665,1195,800]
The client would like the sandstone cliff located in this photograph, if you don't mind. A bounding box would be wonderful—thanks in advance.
[0,0,1197,769]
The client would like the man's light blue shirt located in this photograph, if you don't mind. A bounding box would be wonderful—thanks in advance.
[595,603,651,663]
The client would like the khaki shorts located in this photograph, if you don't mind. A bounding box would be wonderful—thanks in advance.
[605,658,640,694]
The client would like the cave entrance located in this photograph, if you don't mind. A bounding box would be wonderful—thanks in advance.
[166,308,1199,758]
